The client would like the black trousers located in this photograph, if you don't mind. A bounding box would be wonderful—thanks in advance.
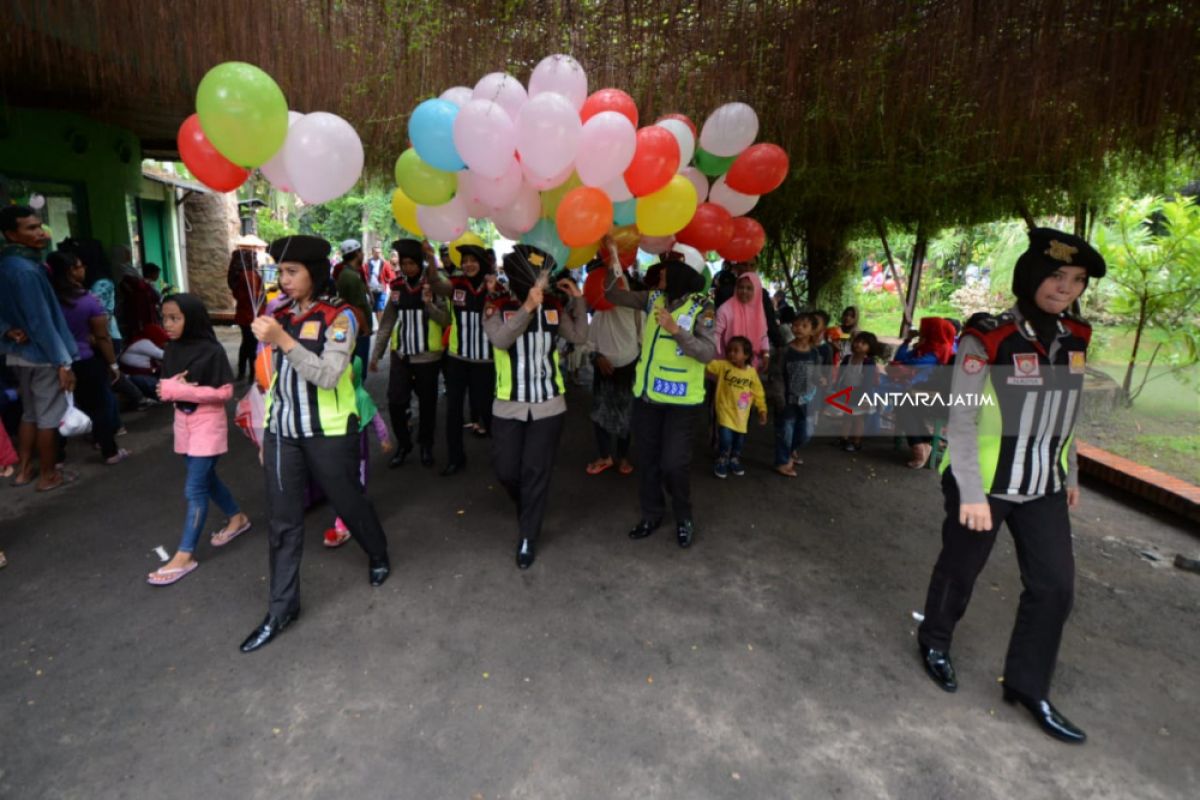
[73,355,119,459]
[387,353,441,452]
[237,324,257,380]
[444,356,495,464]
[918,469,1075,699]
[263,433,389,619]
[632,399,700,522]
[491,412,565,542]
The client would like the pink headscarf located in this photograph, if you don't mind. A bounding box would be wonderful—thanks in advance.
[716,271,769,365]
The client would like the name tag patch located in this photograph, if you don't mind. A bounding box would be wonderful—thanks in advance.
[453,289,466,306]
[1069,351,1086,374]
[298,321,322,341]
[1013,353,1040,377]
[544,309,559,325]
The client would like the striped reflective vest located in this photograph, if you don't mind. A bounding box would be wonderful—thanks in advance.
[633,291,709,405]
[940,312,1090,495]
[388,280,445,356]
[493,299,564,403]
[265,301,358,438]
[447,276,492,361]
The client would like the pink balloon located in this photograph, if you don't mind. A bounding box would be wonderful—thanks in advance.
[528,54,588,111]
[575,111,637,188]
[470,159,523,208]
[453,98,516,179]
[456,172,496,218]
[282,112,364,204]
[260,111,303,192]
[655,118,696,171]
[472,73,528,122]
[708,175,759,216]
[680,166,710,204]
[601,174,633,202]
[521,155,574,191]
[416,195,468,241]
[492,181,540,234]
[640,234,676,254]
[439,86,473,108]
[516,92,581,183]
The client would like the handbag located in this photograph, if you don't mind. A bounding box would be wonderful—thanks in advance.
[58,391,92,437]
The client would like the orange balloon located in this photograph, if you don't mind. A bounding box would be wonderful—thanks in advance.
[555,187,613,247]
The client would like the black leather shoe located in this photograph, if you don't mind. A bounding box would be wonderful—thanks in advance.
[420,446,434,467]
[516,538,536,569]
[920,646,958,692]
[676,519,695,548]
[388,444,413,468]
[1003,687,1087,744]
[439,462,464,476]
[239,610,299,653]
[628,519,662,539]
[369,556,391,587]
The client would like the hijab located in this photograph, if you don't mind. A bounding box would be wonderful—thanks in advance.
[716,272,768,357]
[913,317,957,365]
[663,260,705,303]
[161,293,234,411]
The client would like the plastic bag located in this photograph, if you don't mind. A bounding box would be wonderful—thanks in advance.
[58,392,92,437]
[234,385,265,450]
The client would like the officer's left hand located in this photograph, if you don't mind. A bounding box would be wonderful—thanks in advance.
[556,278,582,298]
[251,315,284,345]
[421,284,434,303]
[1067,487,1080,509]
[656,307,681,334]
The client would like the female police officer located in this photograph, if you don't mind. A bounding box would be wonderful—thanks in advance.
[916,228,1105,743]
[241,235,391,654]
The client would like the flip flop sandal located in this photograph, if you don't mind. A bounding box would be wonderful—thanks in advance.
[323,528,352,548]
[586,460,614,475]
[211,520,252,547]
[9,475,34,488]
[35,470,78,492]
[147,561,199,586]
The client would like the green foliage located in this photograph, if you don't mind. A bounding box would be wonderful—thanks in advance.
[294,186,401,245]
[255,207,296,243]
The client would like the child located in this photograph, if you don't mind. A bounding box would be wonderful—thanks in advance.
[706,336,767,478]
[835,331,883,451]
[323,357,394,547]
[768,312,823,477]
[149,294,251,586]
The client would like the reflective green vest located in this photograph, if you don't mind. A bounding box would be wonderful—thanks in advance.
[493,300,564,403]
[265,302,358,438]
[388,282,445,355]
[633,292,708,405]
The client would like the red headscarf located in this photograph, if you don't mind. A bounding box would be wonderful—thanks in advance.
[716,271,768,360]
[914,317,956,365]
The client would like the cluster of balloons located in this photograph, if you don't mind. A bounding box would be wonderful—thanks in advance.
[177,62,365,204]
[391,54,789,268]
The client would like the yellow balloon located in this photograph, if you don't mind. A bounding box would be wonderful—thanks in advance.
[635,175,698,237]
[391,187,422,235]
[566,241,600,269]
[449,230,486,268]
[540,172,583,219]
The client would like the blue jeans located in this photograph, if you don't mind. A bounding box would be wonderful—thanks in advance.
[774,404,807,465]
[180,455,240,553]
[716,425,745,459]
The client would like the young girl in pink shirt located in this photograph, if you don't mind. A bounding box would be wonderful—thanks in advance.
[147,294,250,586]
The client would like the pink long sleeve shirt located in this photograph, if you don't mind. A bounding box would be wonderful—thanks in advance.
[158,378,234,457]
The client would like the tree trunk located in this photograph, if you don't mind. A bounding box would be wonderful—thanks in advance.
[1122,297,1148,401]
[899,223,928,339]
[804,223,852,310]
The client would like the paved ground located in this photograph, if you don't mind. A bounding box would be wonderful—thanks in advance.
[2,342,1198,800]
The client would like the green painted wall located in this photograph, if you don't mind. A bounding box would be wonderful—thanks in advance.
[0,106,142,250]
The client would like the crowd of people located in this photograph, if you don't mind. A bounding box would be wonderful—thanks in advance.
[2,202,1109,744]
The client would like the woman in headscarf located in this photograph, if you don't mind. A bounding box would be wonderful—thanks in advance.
[713,271,771,372]
[582,254,641,476]
[484,244,588,569]
[604,241,716,549]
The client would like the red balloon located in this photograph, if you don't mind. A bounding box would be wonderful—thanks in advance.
[580,88,639,127]
[623,127,680,198]
[676,203,734,253]
[176,114,250,193]
[717,217,766,262]
[725,143,790,195]
[555,187,613,247]
[655,113,697,139]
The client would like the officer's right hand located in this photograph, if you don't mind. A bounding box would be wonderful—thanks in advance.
[523,285,544,312]
[959,502,992,532]
[595,354,614,377]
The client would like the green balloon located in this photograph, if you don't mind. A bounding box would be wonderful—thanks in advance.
[195,62,288,167]
[395,148,457,206]
[694,147,736,177]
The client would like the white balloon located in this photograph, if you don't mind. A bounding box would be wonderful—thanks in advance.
[439,86,473,108]
[600,174,633,202]
[491,181,540,234]
[528,54,588,111]
[575,111,637,187]
[655,118,696,172]
[672,243,706,273]
[416,195,469,241]
[639,235,676,254]
[708,175,759,216]
[699,102,759,158]
[679,166,710,204]
[282,112,364,204]
[472,72,528,122]
[260,111,304,192]
[453,98,516,178]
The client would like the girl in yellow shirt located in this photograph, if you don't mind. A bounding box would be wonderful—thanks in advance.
[705,336,767,478]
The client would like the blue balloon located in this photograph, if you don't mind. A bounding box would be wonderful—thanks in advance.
[520,219,570,269]
[409,98,465,172]
[613,197,637,226]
